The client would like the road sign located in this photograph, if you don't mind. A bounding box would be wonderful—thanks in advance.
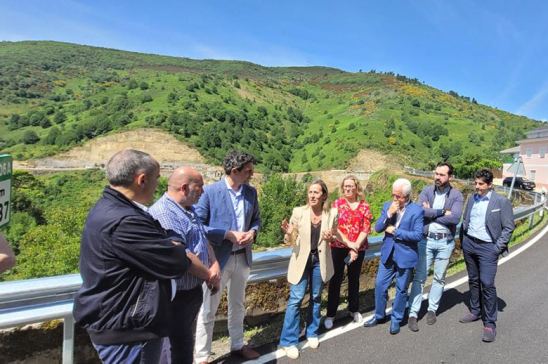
[0,154,12,228]
[506,161,526,176]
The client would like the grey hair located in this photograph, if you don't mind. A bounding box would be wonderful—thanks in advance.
[106,149,159,187]
[393,178,412,196]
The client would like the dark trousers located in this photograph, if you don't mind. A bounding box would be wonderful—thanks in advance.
[93,339,162,364]
[462,235,499,328]
[160,285,204,364]
[327,247,365,317]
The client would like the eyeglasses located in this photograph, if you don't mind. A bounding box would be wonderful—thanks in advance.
[392,194,405,199]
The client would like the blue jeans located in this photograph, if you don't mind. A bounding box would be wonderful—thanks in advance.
[373,256,413,325]
[408,237,455,317]
[279,254,323,347]
[93,339,162,364]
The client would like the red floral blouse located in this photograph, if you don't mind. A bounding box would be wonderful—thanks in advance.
[331,197,373,250]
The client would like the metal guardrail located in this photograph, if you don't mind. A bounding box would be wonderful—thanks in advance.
[0,194,545,364]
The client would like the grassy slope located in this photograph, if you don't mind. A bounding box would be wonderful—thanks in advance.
[0,41,541,175]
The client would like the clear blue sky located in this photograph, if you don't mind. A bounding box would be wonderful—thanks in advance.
[1,0,547,121]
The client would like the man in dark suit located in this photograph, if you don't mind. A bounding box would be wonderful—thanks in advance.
[460,169,515,342]
[364,178,424,334]
[194,151,261,363]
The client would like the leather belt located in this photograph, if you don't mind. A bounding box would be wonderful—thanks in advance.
[427,232,450,240]
[231,249,246,255]
[465,234,491,244]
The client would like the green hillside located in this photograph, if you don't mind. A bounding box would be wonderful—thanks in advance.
[0,41,541,176]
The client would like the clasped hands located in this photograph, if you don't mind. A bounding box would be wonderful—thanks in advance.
[225,230,255,247]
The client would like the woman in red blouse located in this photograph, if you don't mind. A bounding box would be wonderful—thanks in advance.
[324,175,372,329]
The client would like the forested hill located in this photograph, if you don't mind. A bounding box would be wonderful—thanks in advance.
[0,41,541,177]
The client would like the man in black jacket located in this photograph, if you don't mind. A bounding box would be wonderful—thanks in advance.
[74,149,207,363]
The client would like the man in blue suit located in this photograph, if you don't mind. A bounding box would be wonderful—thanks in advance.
[364,178,424,334]
[459,169,515,343]
[194,151,261,363]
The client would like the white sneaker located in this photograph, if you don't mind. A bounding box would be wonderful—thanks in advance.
[350,311,363,323]
[324,316,334,329]
[308,337,319,349]
[283,345,300,359]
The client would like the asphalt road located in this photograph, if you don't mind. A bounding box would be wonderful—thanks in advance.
[257,227,548,364]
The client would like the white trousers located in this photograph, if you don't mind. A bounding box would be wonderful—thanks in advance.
[194,253,250,363]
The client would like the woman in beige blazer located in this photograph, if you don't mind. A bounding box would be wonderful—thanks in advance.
[278,179,337,359]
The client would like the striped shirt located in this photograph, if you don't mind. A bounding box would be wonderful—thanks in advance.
[149,193,210,291]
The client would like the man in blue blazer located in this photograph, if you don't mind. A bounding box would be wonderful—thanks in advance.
[364,178,424,334]
[194,151,261,363]
[459,169,515,343]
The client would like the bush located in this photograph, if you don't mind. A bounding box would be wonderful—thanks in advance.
[256,174,307,248]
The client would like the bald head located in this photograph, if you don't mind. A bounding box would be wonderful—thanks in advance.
[167,167,204,207]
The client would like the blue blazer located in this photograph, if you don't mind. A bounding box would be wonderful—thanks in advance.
[375,201,424,269]
[194,179,261,269]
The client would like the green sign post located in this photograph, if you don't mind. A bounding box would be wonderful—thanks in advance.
[0,154,12,228]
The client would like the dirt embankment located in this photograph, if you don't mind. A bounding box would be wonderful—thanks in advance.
[13,130,399,187]
[15,129,206,168]
[13,129,226,181]
[347,149,400,172]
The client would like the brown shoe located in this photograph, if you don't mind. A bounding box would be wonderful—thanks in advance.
[231,345,260,360]
[459,312,480,323]
[482,327,496,342]
[408,316,419,332]
[426,311,437,325]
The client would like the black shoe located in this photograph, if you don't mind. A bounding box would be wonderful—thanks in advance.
[390,321,400,335]
[363,316,386,328]
[408,316,419,332]
[426,311,437,325]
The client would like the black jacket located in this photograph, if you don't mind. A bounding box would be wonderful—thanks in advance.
[73,186,190,345]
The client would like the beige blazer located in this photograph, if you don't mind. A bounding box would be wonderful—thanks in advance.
[286,205,337,285]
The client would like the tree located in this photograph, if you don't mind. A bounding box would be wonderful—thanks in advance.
[43,126,61,145]
[54,111,67,124]
[256,174,307,248]
[22,130,40,144]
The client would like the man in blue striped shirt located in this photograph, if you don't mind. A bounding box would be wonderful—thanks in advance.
[149,167,221,364]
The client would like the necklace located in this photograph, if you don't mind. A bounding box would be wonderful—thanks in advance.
[310,211,322,224]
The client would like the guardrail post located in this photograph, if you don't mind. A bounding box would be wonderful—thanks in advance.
[529,194,539,229]
[63,314,75,364]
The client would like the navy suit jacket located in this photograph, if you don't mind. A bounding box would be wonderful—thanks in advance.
[194,179,261,269]
[461,190,515,254]
[375,201,424,269]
